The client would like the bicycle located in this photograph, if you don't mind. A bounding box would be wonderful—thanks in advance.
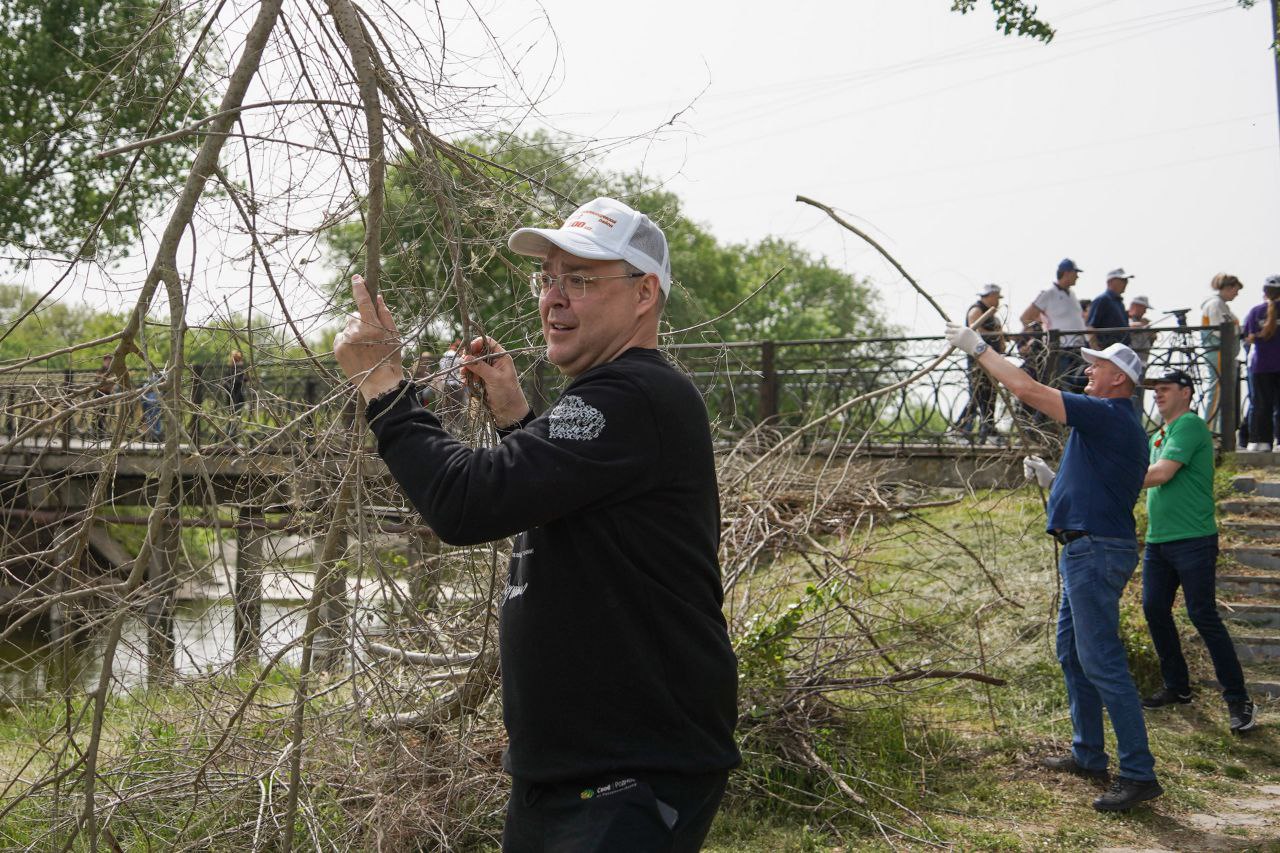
[1139,308,1220,426]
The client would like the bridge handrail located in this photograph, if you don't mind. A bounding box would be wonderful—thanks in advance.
[0,320,1242,451]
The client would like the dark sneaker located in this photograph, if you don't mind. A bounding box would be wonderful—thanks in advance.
[1040,754,1108,782]
[1228,700,1256,734]
[1093,777,1163,812]
[1141,687,1192,709]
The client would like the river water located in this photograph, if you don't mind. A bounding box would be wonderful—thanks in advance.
[0,599,386,705]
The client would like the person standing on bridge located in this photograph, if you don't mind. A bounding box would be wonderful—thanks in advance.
[1021,259,1087,392]
[93,353,117,438]
[1086,268,1133,349]
[953,283,1006,444]
[224,349,247,440]
[333,197,739,852]
[1199,274,1241,433]
[1242,276,1280,453]
[944,322,1162,812]
[1138,369,1255,733]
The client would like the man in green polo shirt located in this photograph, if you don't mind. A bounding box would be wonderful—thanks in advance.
[1140,369,1255,733]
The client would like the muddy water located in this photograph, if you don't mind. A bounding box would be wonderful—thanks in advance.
[0,598,387,704]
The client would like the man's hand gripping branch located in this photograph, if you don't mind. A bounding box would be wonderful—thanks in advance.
[944,320,1066,424]
[334,275,530,426]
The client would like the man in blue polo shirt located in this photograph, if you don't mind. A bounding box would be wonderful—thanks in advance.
[945,323,1162,812]
[1087,268,1133,348]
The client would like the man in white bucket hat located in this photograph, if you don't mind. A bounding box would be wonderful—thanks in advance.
[334,197,738,851]
[945,321,1163,812]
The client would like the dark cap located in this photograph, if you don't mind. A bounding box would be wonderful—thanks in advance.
[1057,258,1082,276]
[1141,368,1194,390]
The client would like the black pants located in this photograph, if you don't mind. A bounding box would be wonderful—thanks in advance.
[1052,347,1087,393]
[1249,370,1280,445]
[1142,535,1248,704]
[956,361,997,438]
[502,770,729,853]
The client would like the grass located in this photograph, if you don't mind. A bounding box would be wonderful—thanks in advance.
[5,477,1277,850]
[0,665,323,850]
[705,482,1280,851]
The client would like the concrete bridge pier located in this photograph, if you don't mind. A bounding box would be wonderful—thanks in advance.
[45,525,86,693]
[145,510,180,685]
[234,507,265,665]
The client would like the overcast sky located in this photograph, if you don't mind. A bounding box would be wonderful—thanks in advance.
[20,0,1278,345]
[469,0,1280,336]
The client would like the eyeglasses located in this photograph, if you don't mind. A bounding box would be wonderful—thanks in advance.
[529,271,645,300]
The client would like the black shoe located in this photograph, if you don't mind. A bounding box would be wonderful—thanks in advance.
[1040,754,1108,782]
[1228,700,1256,733]
[1141,687,1192,709]
[1092,777,1163,812]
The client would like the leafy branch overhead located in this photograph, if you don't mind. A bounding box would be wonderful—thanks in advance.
[0,0,215,258]
[950,0,1056,42]
[951,0,1269,45]
[324,134,894,347]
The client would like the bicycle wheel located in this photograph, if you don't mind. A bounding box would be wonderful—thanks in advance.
[1142,346,1219,425]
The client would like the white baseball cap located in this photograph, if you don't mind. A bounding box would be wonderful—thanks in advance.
[978,283,1001,297]
[508,197,673,296]
[1081,342,1143,384]
[1106,267,1134,280]
[1131,295,1153,309]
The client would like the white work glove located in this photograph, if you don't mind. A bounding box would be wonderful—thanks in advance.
[1023,455,1055,489]
[944,322,983,356]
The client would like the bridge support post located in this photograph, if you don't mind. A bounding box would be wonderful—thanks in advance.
[145,508,180,685]
[234,507,265,665]
[61,369,73,450]
[408,530,441,613]
[314,539,350,673]
[1219,319,1239,451]
[45,524,101,695]
[759,340,778,424]
[189,365,205,449]
[314,482,351,674]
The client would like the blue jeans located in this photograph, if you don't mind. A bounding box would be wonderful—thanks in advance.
[1057,535,1156,781]
[1142,534,1248,704]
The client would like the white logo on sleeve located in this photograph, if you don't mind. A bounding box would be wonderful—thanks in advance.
[548,395,606,441]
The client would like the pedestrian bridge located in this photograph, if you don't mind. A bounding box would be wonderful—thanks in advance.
[0,321,1243,466]
[0,323,1245,679]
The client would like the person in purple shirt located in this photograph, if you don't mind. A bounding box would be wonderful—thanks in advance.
[1242,275,1280,452]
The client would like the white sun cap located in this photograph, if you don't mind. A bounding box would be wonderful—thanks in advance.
[1081,342,1143,384]
[508,197,673,296]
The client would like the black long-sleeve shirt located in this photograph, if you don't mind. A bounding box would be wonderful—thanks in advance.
[366,347,740,782]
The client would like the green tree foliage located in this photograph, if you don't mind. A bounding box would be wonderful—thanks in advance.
[950,1,1266,44]
[0,285,123,368]
[949,0,1056,42]
[0,285,303,374]
[0,0,213,257]
[714,238,886,342]
[325,133,892,351]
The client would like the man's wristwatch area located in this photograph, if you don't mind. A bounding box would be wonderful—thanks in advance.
[972,341,989,356]
[365,379,415,415]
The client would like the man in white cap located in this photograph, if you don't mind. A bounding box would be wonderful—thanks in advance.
[1127,296,1155,359]
[954,283,1006,442]
[945,321,1163,812]
[334,197,740,850]
[1087,268,1134,349]
[1127,295,1156,411]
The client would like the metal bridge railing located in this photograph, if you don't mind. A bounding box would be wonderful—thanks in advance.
[0,320,1242,452]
